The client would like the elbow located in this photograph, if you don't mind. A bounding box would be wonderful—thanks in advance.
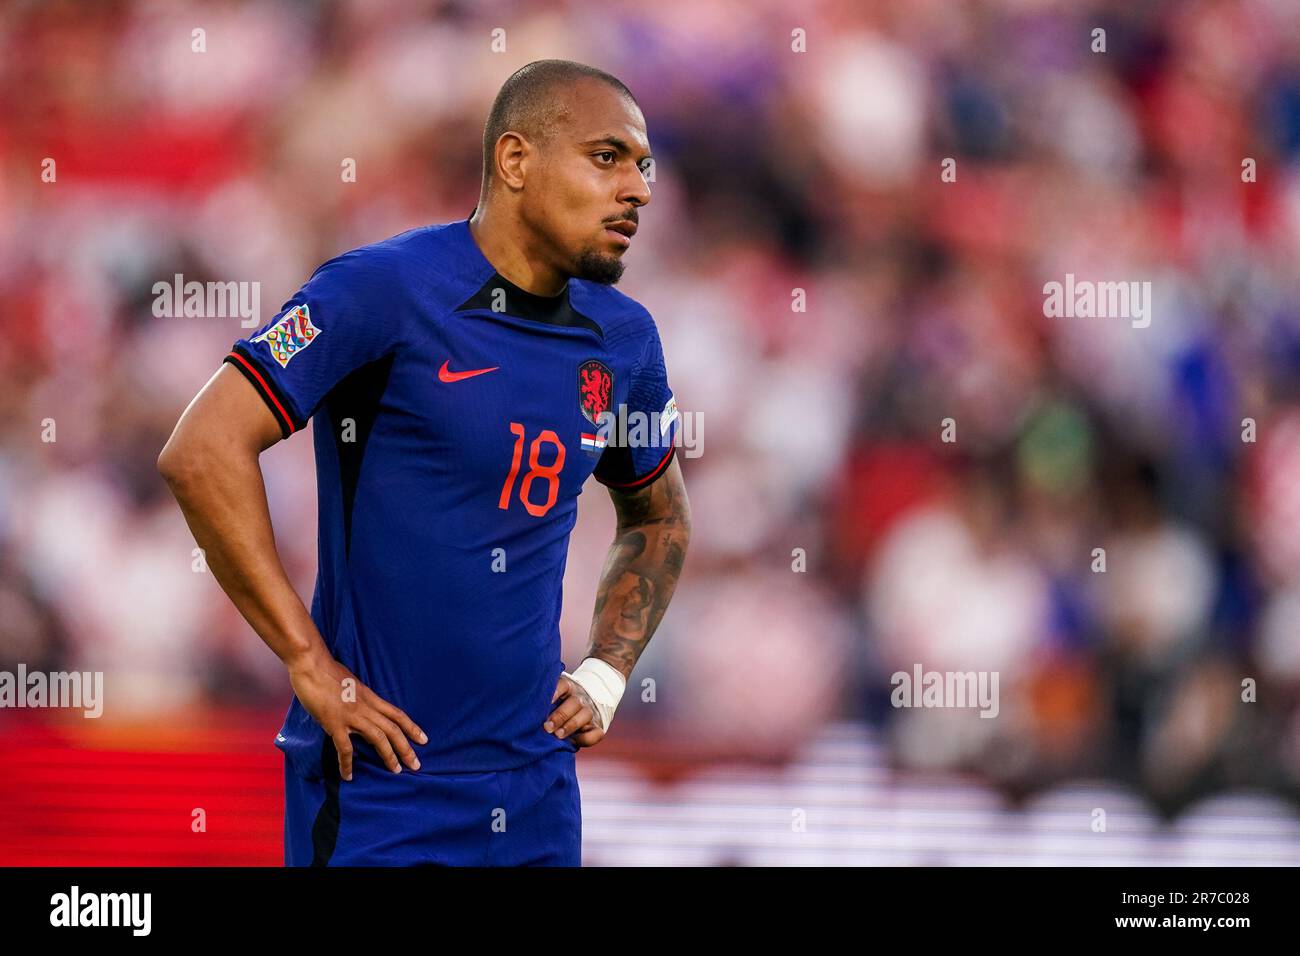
[156,440,189,491]
[157,431,206,492]
[158,426,257,497]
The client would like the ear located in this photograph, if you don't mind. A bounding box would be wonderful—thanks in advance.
[494,131,531,191]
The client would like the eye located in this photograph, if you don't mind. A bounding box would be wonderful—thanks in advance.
[595,151,616,164]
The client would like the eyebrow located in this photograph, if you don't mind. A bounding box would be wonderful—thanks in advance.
[579,136,653,164]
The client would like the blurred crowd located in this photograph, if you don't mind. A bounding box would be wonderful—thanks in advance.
[3,0,1300,820]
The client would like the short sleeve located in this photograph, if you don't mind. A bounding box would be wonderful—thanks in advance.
[222,253,402,438]
[592,320,679,490]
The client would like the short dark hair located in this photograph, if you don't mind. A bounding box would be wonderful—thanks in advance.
[480,60,638,189]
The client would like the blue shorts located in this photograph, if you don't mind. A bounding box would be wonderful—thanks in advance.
[284,739,581,866]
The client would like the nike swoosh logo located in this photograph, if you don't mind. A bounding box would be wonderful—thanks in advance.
[439,360,499,382]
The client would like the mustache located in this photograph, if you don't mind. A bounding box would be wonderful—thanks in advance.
[604,210,639,224]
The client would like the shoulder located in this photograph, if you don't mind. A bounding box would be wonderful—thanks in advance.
[569,281,662,354]
[303,222,484,315]
[307,225,433,290]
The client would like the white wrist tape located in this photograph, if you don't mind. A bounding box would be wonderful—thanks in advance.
[561,657,627,732]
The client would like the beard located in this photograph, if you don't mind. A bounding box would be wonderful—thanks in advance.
[572,245,626,285]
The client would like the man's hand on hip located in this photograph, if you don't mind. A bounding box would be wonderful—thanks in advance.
[288,646,428,781]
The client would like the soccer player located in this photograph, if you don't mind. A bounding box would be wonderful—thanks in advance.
[157,60,691,866]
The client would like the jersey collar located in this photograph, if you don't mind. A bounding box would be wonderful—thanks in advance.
[452,218,603,338]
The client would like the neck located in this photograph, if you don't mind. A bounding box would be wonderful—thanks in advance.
[468,202,568,297]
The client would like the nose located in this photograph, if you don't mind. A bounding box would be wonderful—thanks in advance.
[618,165,651,209]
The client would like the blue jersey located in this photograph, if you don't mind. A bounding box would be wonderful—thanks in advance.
[222,217,678,778]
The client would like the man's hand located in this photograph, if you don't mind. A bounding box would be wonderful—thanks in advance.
[287,646,428,781]
[544,675,606,748]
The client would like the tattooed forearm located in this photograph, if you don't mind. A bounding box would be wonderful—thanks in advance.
[586,456,691,679]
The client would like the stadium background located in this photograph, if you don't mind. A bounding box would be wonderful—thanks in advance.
[4,0,1300,864]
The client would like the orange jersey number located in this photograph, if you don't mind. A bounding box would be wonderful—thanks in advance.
[498,422,566,517]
